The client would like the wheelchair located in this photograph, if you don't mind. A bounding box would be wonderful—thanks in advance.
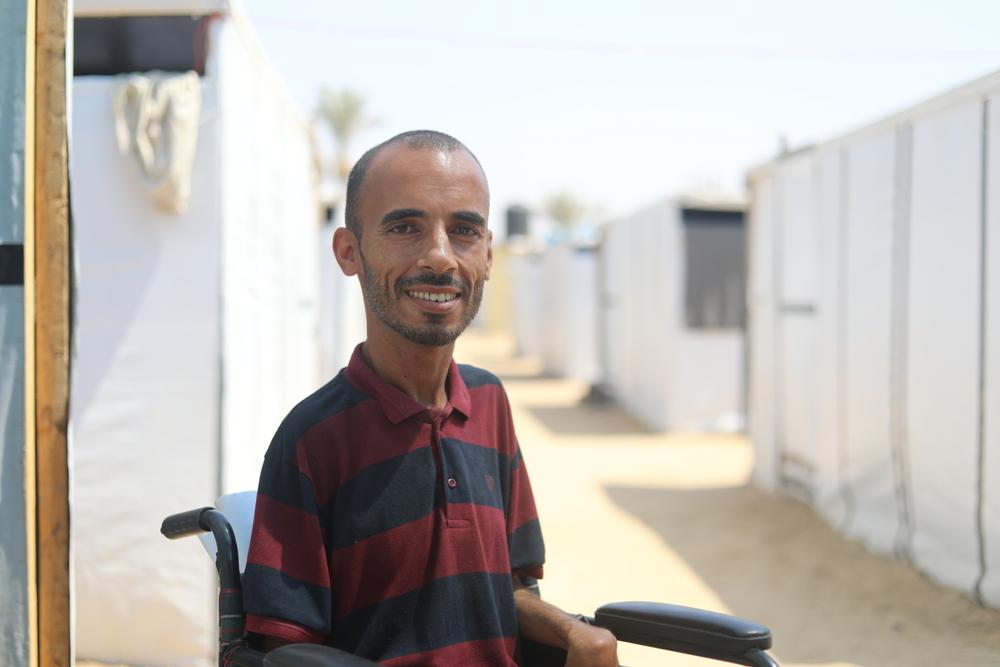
[161,499,780,667]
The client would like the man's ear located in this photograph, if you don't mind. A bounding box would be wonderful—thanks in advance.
[485,229,493,281]
[333,227,361,277]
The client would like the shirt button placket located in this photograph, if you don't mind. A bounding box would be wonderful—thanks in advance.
[431,419,451,519]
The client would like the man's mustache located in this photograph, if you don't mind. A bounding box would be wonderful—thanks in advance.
[396,273,468,292]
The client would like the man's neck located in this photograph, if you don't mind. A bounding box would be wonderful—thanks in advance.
[361,327,454,410]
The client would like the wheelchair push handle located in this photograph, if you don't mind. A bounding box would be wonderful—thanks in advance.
[161,507,215,539]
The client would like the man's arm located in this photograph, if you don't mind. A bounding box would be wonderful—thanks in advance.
[513,577,618,667]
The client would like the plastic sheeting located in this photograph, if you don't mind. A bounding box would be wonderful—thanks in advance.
[747,72,1000,608]
[71,10,323,665]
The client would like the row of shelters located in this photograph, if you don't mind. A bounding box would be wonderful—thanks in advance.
[508,197,747,433]
[506,69,1000,611]
[747,72,1000,608]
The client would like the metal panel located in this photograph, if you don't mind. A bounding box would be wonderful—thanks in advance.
[907,100,984,593]
[841,130,899,554]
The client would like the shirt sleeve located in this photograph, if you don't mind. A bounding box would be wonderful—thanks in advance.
[500,389,545,579]
[243,425,332,643]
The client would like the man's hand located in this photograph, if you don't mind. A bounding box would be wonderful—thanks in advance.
[565,622,618,667]
[513,577,619,667]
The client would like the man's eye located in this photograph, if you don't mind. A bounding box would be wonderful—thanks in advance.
[453,225,480,237]
[389,223,415,234]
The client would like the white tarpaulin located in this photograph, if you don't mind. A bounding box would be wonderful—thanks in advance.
[747,70,1000,608]
[70,5,324,664]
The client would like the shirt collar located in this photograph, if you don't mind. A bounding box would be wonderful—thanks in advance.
[346,343,472,424]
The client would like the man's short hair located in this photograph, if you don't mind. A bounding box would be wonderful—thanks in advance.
[344,130,483,238]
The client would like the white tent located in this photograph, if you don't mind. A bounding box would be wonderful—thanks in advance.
[600,200,746,432]
[69,1,325,663]
[747,71,1000,608]
[508,241,601,384]
[507,244,546,362]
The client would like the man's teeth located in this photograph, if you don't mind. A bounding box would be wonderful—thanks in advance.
[409,291,458,303]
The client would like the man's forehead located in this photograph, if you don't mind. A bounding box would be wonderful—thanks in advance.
[365,143,488,192]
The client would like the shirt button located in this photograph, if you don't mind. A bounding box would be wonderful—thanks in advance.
[447,477,458,489]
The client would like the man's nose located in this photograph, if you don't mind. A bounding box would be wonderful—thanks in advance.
[419,224,458,274]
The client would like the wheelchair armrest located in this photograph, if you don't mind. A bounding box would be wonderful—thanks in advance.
[262,644,378,667]
[592,601,776,666]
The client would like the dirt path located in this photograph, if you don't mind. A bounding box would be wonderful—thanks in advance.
[455,330,1000,667]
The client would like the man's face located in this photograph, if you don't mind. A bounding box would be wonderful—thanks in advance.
[353,144,492,347]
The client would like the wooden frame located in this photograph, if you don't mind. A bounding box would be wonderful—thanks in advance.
[31,0,71,664]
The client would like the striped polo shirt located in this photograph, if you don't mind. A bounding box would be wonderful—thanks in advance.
[243,344,545,666]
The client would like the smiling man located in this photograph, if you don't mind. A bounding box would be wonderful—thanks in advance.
[241,131,618,666]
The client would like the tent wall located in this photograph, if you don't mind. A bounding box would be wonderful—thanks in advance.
[601,201,743,432]
[70,77,220,665]
[215,14,322,495]
[747,178,778,489]
[538,244,599,383]
[70,9,322,665]
[983,94,1000,606]
[906,101,984,592]
[747,71,1000,608]
[508,249,545,360]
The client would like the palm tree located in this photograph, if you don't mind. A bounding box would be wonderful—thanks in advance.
[316,87,370,181]
[544,191,586,228]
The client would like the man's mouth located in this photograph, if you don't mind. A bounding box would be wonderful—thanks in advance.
[407,290,460,303]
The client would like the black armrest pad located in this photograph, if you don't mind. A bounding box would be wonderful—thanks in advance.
[594,601,772,657]
[263,644,378,667]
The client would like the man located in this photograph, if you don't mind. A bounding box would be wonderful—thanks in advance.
[242,130,618,666]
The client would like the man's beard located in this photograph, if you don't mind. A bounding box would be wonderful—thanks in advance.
[359,252,485,347]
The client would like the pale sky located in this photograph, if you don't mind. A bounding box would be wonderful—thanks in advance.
[239,0,1000,227]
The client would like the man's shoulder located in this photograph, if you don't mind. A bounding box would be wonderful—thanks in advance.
[456,363,504,390]
[273,369,370,447]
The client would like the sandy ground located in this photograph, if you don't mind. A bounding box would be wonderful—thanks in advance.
[454,331,1000,667]
[80,330,1000,667]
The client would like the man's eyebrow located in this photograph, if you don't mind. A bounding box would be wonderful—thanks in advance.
[453,211,486,227]
[381,208,426,225]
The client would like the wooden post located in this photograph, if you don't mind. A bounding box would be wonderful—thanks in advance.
[33,0,71,664]
[23,0,39,664]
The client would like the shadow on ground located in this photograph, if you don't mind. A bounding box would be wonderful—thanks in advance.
[603,484,1000,666]
[525,401,650,436]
